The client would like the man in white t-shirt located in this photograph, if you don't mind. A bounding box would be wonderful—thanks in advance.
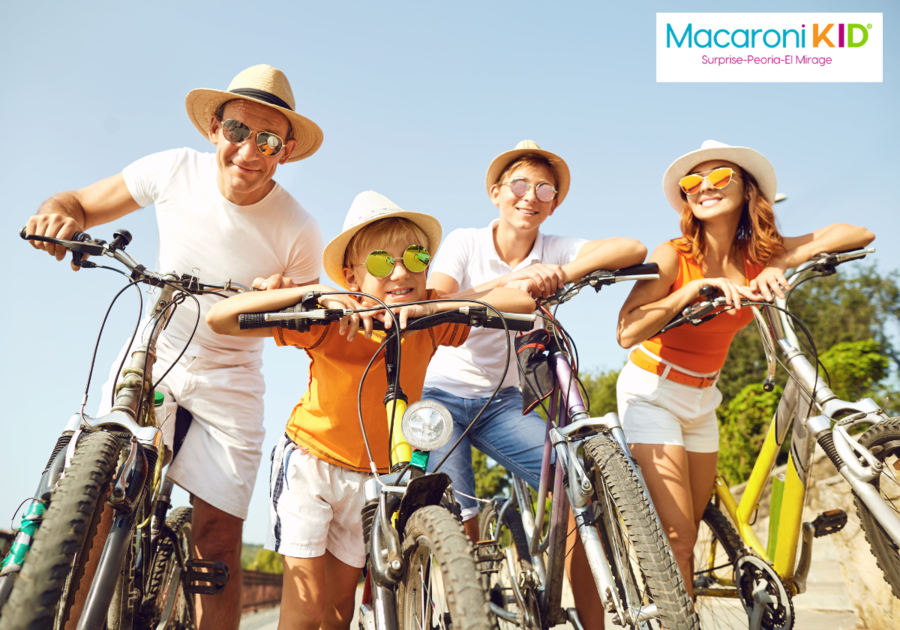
[424,141,647,630]
[25,64,324,630]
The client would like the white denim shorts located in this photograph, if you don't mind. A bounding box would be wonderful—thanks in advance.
[616,360,722,453]
[97,335,265,520]
[266,433,370,568]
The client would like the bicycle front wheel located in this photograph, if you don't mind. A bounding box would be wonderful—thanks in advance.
[398,505,494,630]
[854,417,900,598]
[137,506,194,630]
[584,435,699,630]
[0,431,121,630]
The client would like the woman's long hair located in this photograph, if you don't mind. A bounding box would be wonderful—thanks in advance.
[674,168,784,268]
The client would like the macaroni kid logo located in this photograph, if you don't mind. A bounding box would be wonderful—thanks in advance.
[656,13,883,82]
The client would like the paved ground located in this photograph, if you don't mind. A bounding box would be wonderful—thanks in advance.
[240,534,863,629]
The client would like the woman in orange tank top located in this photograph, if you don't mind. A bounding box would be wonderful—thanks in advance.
[615,140,875,595]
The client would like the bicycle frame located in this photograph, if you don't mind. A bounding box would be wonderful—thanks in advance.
[707,263,900,595]
[496,326,665,628]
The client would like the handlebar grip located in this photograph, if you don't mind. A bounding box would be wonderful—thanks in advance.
[613,263,660,277]
[699,285,719,297]
[238,313,273,330]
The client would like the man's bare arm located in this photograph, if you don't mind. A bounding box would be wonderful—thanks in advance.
[26,173,142,261]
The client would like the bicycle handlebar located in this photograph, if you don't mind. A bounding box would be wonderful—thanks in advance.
[237,305,536,333]
[656,247,875,335]
[539,262,660,307]
[20,227,252,294]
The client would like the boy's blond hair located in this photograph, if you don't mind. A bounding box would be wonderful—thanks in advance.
[343,218,431,269]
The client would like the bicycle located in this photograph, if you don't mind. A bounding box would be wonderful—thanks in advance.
[475,263,701,630]
[656,247,900,630]
[236,291,538,630]
[0,228,238,629]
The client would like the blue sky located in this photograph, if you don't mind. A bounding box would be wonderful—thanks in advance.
[1,0,896,544]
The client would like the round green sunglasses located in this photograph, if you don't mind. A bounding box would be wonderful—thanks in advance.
[355,245,431,278]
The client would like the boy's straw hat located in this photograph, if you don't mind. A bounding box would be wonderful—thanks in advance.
[662,139,777,211]
[185,64,323,163]
[485,140,571,206]
[322,191,443,288]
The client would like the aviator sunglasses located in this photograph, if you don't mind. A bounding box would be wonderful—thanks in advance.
[356,245,431,278]
[502,177,558,202]
[220,119,286,157]
[679,167,736,196]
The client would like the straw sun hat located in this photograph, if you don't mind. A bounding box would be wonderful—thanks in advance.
[485,140,571,206]
[185,64,323,163]
[662,139,777,211]
[322,191,443,288]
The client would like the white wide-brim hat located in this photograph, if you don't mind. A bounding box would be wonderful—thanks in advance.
[322,191,443,289]
[662,139,777,211]
[185,64,323,163]
[485,140,571,206]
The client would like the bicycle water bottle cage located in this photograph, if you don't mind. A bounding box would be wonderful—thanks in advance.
[183,559,230,595]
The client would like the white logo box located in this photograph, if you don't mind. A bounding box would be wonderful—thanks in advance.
[657,13,883,82]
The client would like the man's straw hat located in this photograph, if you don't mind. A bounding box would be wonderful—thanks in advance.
[322,191,443,289]
[185,64,323,163]
[662,139,777,211]
[485,140,571,206]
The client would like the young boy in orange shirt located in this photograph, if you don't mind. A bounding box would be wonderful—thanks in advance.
[207,190,533,630]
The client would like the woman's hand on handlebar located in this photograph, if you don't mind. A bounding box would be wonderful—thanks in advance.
[687,277,762,315]
[749,264,789,301]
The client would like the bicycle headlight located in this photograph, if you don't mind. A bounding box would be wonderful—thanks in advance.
[400,400,453,452]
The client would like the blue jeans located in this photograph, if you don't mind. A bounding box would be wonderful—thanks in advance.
[422,386,548,521]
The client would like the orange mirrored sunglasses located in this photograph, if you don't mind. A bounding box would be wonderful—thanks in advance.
[679,167,736,196]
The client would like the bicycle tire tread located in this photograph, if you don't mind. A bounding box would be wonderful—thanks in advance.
[853,417,900,600]
[585,435,700,630]
[137,506,193,629]
[0,431,121,630]
[401,505,496,630]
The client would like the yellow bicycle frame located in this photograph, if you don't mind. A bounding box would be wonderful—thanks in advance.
[387,397,412,467]
[713,419,806,593]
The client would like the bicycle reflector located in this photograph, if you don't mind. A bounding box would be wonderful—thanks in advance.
[401,400,453,452]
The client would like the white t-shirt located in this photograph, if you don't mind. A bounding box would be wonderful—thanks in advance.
[424,220,587,398]
[122,148,323,364]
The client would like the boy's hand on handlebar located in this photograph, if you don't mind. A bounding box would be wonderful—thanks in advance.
[506,264,566,298]
[749,266,789,301]
[252,274,298,291]
[319,294,373,342]
[377,303,436,333]
[25,213,85,263]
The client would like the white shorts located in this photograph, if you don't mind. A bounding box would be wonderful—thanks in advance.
[616,360,722,453]
[98,335,265,520]
[266,433,370,568]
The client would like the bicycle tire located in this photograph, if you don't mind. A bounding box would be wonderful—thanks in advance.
[0,431,121,630]
[477,503,538,630]
[136,506,193,630]
[398,505,495,630]
[692,502,750,629]
[854,417,900,599]
[584,435,699,630]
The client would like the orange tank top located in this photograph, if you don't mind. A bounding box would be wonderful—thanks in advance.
[640,240,765,374]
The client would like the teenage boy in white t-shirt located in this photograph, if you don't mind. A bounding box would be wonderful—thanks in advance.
[24,64,323,630]
[424,140,647,630]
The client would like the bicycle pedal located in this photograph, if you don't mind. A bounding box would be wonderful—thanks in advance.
[183,559,230,595]
[811,509,847,538]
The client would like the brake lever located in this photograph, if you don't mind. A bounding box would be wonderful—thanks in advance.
[20,229,106,256]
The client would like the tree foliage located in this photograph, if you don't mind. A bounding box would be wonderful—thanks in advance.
[249,548,283,574]
[718,383,783,486]
[819,339,889,402]
[472,448,510,499]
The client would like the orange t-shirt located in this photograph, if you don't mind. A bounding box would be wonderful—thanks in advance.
[640,240,765,374]
[273,292,470,473]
